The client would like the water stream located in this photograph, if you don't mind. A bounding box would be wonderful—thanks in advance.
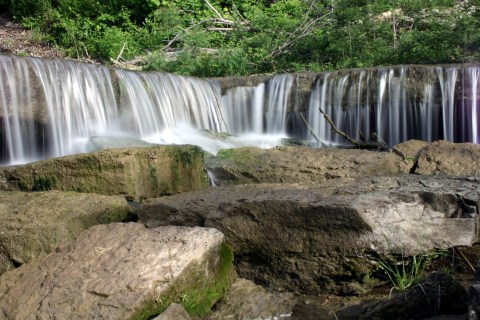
[0,54,478,165]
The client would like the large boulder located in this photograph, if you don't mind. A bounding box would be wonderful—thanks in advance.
[205,146,411,186]
[137,175,479,295]
[415,140,480,176]
[0,190,131,275]
[0,145,209,200]
[0,223,233,320]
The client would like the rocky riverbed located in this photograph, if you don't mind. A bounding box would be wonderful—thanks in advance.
[0,140,478,319]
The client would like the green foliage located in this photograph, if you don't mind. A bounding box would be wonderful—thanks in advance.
[377,254,428,293]
[2,0,480,75]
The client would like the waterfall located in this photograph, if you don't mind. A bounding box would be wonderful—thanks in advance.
[307,65,480,147]
[0,54,479,165]
[220,74,294,135]
[0,55,227,164]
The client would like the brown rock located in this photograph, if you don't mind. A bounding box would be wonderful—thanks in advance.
[137,175,479,295]
[154,303,192,320]
[0,223,230,320]
[206,146,410,186]
[0,145,209,200]
[415,140,480,176]
[207,278,297,320]
[0,190,130,275]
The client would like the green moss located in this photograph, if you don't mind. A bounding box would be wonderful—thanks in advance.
[129,242,234,320]
[215,148,258,165]
[169,145,209,193]
[17,180,30,192]
[16,174,58,192]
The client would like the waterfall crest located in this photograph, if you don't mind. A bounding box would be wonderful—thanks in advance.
[0,54,479,165]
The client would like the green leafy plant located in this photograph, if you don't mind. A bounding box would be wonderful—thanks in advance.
[377,252,432,297]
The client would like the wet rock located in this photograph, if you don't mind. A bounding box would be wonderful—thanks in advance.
[206,146,410,186]
[0,145,209,200]
[0,223,231,320]
[416,140,480,176]
[0,190,130,275]
[207,278,297,320]
[137,175,479,294]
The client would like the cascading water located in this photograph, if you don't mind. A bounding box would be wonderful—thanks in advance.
[220,74,294,135]
[0,55,228,164]
[307,65,480,147]
[0,54,479,166]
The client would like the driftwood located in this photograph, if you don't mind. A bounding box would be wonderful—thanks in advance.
[319,108,388,150]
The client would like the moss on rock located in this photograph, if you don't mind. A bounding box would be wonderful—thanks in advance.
[0,145,210,200]
[130,242,235,320]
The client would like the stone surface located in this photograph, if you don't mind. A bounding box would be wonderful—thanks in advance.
[0,190,131,275]
[392,139,429,173]
[207,278,297,320]
[416,140,480,176]
[206,146,410,186]
[0,223,228,320]
[154,303,192,320]
[138,175,479,294]
[0,145,209,200]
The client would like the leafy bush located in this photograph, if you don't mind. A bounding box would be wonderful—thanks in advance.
[2,0,479,75]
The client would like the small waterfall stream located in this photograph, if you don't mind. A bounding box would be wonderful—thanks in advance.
[0,54,479,165]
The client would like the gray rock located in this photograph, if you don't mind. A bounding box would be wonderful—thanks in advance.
[137,175,479,294]
[207,278,296,320]
[0,190,131,275]
[0,223,230,320]
[154,303,192,320]
[416,140,480,176]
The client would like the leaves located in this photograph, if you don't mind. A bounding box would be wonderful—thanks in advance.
[4,0,480,76]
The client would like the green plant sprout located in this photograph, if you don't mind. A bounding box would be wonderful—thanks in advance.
[377,253,430,297]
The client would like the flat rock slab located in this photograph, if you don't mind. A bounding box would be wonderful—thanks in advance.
[138,175,479,294]
[0,145,209,200]
[206,145,410,186]
[0,223,226,320]
[0,190,131,275]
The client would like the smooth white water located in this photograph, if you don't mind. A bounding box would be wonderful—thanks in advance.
[0,55,479,165]
[307,65,480,147]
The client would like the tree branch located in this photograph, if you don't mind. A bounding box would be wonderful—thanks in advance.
[319,108,388,150]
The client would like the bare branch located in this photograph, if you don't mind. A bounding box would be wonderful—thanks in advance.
[320,108,388,150]
[205,0,235,24]
[299,112,320,142]
[111,42,127,65]
[268,11,332,58]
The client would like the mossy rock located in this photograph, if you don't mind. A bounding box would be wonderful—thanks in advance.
[0,145,210,200]
[0,190,131,275]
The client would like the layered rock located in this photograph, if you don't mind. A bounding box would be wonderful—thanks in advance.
[0,190,131,275]
[206,140,479,186]
[137,175,479,294]
[0,223,232,320]
[0,145,209,200]
[206,145,408,186]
